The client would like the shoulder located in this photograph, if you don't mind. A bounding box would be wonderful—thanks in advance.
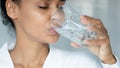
[49,46,102,68]
[0,43,14,68]
[0,43,8,55]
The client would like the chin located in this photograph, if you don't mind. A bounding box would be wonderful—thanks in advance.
[47,35,60,44]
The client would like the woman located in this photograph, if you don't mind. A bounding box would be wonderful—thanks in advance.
[0,0,119,68]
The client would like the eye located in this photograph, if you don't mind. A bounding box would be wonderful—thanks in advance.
[58,6,64,10]
[39,6,48,9]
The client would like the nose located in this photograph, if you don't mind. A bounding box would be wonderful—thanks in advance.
[50,7,65,28]
[51,6,64,16]
[51,7,64,20]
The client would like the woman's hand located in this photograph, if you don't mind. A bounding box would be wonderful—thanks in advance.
[71,15,116,64]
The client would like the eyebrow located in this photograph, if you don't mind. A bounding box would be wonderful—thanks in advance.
[37,0,66,2]
[46,0,66,1]
[60,0,66,1]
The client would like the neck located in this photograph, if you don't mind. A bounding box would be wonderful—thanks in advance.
[9,34,49,66]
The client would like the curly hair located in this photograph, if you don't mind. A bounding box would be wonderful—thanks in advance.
[0,0,20,29]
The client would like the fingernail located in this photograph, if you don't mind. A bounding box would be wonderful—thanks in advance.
[81,16,86,20]
[84,40,88,44]
[80,16,88,25]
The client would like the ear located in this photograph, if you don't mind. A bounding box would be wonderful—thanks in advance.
[6,0,18,19]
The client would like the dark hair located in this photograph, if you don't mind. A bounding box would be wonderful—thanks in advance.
[0,0,20,29]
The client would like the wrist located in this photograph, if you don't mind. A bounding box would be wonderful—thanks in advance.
[101,55,117,64]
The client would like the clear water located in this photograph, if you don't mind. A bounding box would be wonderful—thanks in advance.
[55,21,97,45]
[51,5,97,45]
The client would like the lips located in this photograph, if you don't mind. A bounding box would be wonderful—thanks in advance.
[48,28,59,35]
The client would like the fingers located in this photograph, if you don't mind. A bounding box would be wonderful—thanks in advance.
[80,15,109,39]
[87,25,108,39]
[71,15,110,48]
[71,42,80,48]
[84,37,110,46]
[80,15,110,46]
[80,15,104,26]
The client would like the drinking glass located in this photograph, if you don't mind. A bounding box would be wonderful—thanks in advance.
[50,5,97,46]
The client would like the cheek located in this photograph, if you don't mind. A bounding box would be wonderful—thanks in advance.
[16,9,59,43]
[20,12,48,36]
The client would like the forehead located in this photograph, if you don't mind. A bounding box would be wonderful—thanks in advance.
[35,0,66,1]
[19,0,66,5]
[20,0,66,3]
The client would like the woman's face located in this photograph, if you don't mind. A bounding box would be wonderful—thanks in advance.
[10,0,66,44]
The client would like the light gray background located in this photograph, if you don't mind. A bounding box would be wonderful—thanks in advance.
[0,0,120,60]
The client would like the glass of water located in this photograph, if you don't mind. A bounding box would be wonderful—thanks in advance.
[50,5,97,46]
